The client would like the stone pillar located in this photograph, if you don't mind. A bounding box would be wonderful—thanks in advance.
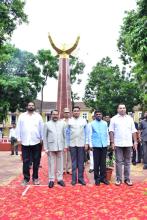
[57,58,72,118]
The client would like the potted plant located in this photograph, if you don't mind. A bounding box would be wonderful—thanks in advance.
[106,154,115,181]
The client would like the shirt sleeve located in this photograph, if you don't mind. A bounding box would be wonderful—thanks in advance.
[106,124,110,145]
[39,116,44,140]
[109,118,115,132]
[65,119,71,147]
[88,123,93,148]
[16,116,21,142]
[84,123,89,145]
[9,129,12,139]
[43,123,48,151]
[131,118,137,133]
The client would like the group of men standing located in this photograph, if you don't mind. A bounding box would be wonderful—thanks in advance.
[14,102,147,188]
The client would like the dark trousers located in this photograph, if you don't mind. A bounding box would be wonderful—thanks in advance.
[142,141,147,165]
[22,143,42,181]
[11,143,18,155]
[70,147,85,182]
[11,137,18,155]
[93,147,107,181]
[132,142,142,163]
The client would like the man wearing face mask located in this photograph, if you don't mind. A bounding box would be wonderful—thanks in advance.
[89,110,110,185]
[43,110,66,188]
[16,102,44,186]
[139,111,147,169]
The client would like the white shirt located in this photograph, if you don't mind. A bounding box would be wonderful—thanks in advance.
[9,128,17,139]
[16,112,44,146]
[109,114,136,147]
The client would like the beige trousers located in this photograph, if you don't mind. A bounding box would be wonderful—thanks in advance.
[63,150,71,171]
[48,151,63,181]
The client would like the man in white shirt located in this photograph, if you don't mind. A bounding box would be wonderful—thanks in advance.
[109,104,137,186]
[9,123,18,155]
[43,110,66,188]
[66,106,88,186]
[16,102,44,186]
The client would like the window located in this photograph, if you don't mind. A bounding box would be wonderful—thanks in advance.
[82,112,88,120]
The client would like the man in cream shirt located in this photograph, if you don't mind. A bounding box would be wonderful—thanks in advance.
[66,106,88,186]
[109,104,137,186]
[43,110,66,188]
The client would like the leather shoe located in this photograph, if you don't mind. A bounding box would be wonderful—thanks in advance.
[124,179,133,186]
[101,179,110,185]
[71,181,76,186]
[57,180,65,187]
[48,181,54,188]
[89,169,94,173]
[78,180,86,185]
[95,180,100,186]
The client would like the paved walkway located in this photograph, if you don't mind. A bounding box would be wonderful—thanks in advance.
[0,151,147,186]
[0,152,22,186]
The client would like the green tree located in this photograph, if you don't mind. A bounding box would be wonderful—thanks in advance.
[117,0,147,109]
[83,57,140,116]
[70,56,85,108]
[37,49,58,113]
[0,46,43,122]
[0,0,27,45]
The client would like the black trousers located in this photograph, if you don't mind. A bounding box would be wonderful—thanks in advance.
[22,143,42,181]
[70,147,85,182]
[93,147,107,181]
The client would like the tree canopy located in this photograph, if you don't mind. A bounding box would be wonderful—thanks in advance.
[117,0,147,109]
[83,57,141,116]
[0,45,44,122]
[0,0,27,45]
[69,56,85,107]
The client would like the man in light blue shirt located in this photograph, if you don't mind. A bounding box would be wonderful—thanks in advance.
[89,110,110,185]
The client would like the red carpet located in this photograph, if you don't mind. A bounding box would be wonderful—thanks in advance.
[0,155,147,220]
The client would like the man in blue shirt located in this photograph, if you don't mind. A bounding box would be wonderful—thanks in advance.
[89,110,110,185]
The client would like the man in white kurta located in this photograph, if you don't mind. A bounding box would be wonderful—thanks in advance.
[43,110,66,188]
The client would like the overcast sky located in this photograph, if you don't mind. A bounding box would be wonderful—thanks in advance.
[12,0,136,101]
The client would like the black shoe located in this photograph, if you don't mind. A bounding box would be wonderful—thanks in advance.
[71,181,76,186]
[57,180,65,187]
[132,161,136,165]
[101,179,110,185]
[95,180,100,186]
[11,153,14,155]
[89,169,94,173]
[143,165,147,170]
[78,180,86,185]
[16,152,18,155]
[48,181,54,188]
